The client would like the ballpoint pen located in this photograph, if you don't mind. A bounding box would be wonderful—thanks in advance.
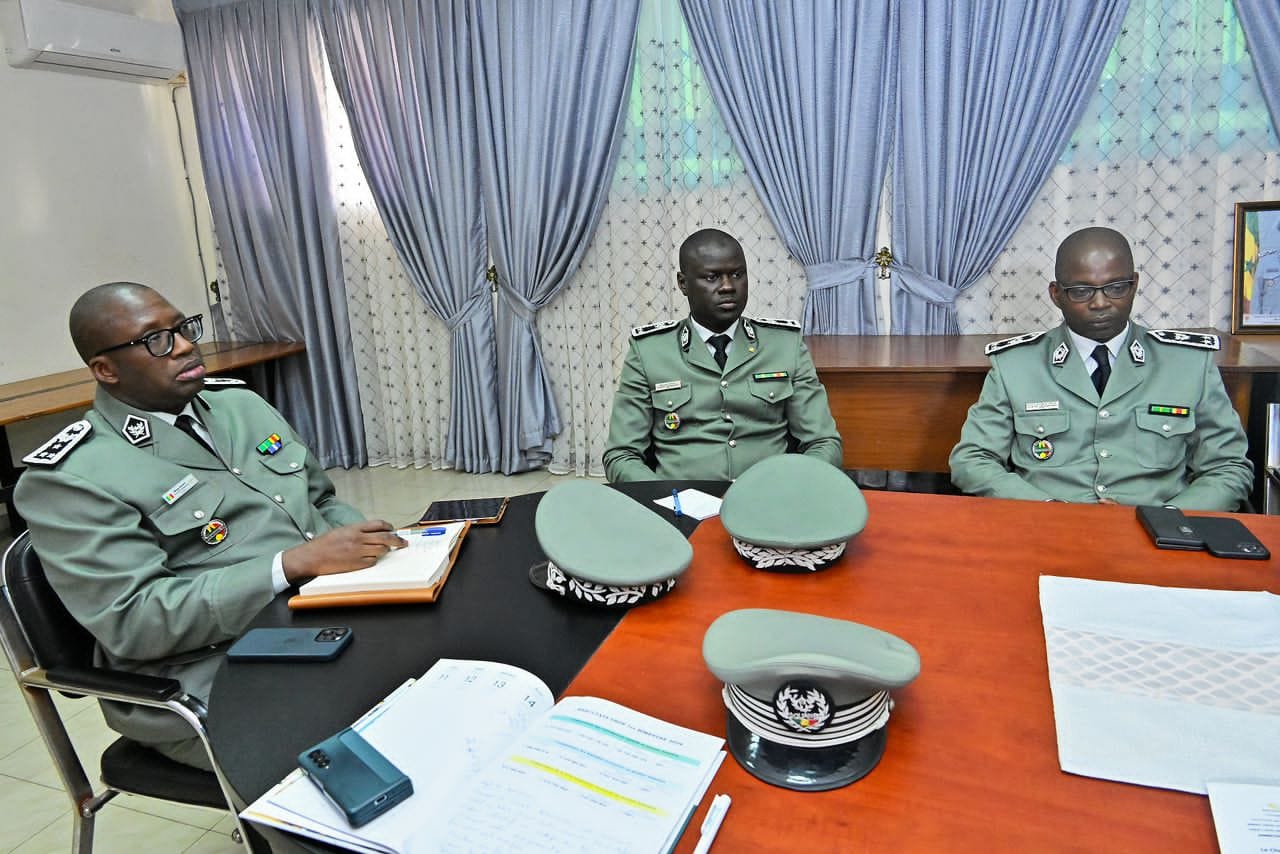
[692,793,730,854]
[672,489,683,518]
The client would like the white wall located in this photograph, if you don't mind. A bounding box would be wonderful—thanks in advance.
[0,0,215,453]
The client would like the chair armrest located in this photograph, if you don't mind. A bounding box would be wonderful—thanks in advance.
[44,666,182,702]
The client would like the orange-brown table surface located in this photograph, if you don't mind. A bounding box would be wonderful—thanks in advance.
[565,491,1280,853]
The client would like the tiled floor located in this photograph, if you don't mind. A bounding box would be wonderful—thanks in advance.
[0,464,578,853]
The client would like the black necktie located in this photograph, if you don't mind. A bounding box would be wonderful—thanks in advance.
[1091,344,1111,396]
[709,334,731,371]
[176,414,217,456]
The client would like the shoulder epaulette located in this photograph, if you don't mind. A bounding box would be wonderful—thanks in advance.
[203,376,247,387]
[751,316,801,330]
[984,331,1047,356]
[1147,329,1220,351]
[631,319,679,339]
[22,420,92,466]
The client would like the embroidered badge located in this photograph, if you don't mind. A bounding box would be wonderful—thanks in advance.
[1031,438,1054,461]
[1129,340,1145,364]
[679,324,691,352]
[202,376,246,386]
[773,682,833,734]
[122,414,151,446]
[22,420,92,466]
[985,330,1047,356]
[1149,404,1191,417]
[663,412,681,431]
[162,474,198,505]
[1025,401,1060,412]
[654,380,682,392]
[753,371,789,381]
[200,519,228,546]
[742,318,757,341]
[256,433,283,455]
[1149,329,1220,350]
[1051,342,1070,366]
[752,316,801,330]
[630,319,678,339]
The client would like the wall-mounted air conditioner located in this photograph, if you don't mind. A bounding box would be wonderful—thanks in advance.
[1,0,184,84]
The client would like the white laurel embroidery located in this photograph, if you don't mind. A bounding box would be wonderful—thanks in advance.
[731,539,846,571]
[774,685,833,733]
[544,563,674,605]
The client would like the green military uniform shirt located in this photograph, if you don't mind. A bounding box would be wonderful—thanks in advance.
[603,316,843,481]
[948,324,1252,510]
[15,383,363,747]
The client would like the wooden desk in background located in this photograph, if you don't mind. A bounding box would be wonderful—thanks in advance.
[566,491,1280,852]
[808,331,1280,472]
[0,340,305,530]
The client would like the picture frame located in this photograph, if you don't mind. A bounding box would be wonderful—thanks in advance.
[1231,200,1280,333]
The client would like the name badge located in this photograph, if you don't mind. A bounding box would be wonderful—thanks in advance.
[1025,401,1060,412]
[162,474,198,505]
[654,381,682,392]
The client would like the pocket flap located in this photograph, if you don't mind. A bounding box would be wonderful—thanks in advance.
[1013,411,1071,437]
[651,385,692,411]
[260,441,309,474]
[150,480,226,536]
[1136,411,1195,438]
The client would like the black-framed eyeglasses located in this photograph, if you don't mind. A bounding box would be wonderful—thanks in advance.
[94,315,204,358]
[1055,279,1136,303]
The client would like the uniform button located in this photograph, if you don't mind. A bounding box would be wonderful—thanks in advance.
[720,380,728,388]
[728,439,737,448]
[1097,484,1108,493]
[1099,409,1110,418]
[193,510,205,520]
[1099,449,1111,458]
[289,461,300,469]
[768,392,775,399]
[231,467,242,475]
[273,494,285,503]
[666,400,673,407]
[1036,426,1045,435]
[723,413,732,421]
[305,531,315,540]
[1161,424,1171,432]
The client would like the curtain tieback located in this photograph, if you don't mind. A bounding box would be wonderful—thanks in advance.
[496,283,540,324]
[889,263,959,308]
[803,258,874,292]
[444,292,492,332]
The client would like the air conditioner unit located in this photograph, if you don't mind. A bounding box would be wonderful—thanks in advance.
[1,0,184,84]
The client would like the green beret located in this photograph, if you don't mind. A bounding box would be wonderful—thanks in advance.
[720,454,868,571]
[530,480,693,607]
[703,608,920,791]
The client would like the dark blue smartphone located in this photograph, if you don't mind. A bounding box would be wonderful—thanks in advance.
[298,728,413,827]
[226,627,352,661]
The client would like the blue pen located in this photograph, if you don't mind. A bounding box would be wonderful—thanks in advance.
[672,489,683,518]
[418,527,448,536]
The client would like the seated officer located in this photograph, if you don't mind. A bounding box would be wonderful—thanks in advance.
[15,282,405,769]
[603,228,843,481]
[949,227,1252,510]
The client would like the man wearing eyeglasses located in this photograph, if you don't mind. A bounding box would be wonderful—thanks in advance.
[949,227,1251,510]
[15,282,405,770]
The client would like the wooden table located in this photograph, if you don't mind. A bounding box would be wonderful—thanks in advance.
[808,332,1280,472]
[565,491,1280,852]
[0,340,305,530]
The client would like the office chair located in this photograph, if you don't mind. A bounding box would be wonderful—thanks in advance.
[0,533,252,853]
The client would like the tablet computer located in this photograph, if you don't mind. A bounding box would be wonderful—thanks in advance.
[415,496,508,526]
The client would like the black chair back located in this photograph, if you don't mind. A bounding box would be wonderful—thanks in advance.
[3,532,97,671]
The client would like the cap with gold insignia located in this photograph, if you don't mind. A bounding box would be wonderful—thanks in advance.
[719,454,867,572]
[703,608,921,791]
[530,480,693,607]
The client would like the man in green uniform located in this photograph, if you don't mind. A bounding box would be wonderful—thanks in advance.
[15,283,405,769]
[604,229,842,482]
[949,227,1251,510]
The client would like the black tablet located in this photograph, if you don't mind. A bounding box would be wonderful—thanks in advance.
[415,496,508,526]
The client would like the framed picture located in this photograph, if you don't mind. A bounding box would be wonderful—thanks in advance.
[1231,200,1280,333]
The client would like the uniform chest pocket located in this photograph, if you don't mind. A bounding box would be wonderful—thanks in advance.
[748,376,794,405]
[651,385,692,412]
[148,480,229,566]
[1134,411,1196,469]
[1012,412,1071,468]
[259,441,308,476]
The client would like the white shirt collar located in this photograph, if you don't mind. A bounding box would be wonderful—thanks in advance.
[149,402,200,427]
[1067,323,1129,369]
[688,317,740,344]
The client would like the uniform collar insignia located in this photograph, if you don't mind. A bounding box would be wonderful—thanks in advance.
[121,414,152,447]
[1129,340,1145,364]
[1051,341,1070,366]
[742,318,756,341]
[679,323,691,352]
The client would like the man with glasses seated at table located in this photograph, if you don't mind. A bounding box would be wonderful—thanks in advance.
[949,227,1251,511]
[15,282,404,770]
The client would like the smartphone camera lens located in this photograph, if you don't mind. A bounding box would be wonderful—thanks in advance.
[308,749,331,768]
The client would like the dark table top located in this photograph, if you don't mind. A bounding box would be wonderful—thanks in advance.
[206,480,725,850]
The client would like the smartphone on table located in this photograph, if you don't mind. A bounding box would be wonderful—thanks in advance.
[226,627,353,661]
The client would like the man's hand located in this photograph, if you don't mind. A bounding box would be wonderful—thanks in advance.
[282,521,406,582]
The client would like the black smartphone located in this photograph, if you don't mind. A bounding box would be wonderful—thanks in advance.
[226,627,352,661]
[1193,517,1271,560]
[416,496,508,525]
[1135,506,1203,550]
[298,727,413,827]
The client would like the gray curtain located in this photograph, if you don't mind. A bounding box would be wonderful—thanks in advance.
[1236,0,1280,132]
[678,0,896,334]
[470,0,641,473]
[174,0,366,467]
[315,0,499,472]
[890,0,1130,334]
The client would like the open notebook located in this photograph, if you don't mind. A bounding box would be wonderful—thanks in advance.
[287,522,469,609]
